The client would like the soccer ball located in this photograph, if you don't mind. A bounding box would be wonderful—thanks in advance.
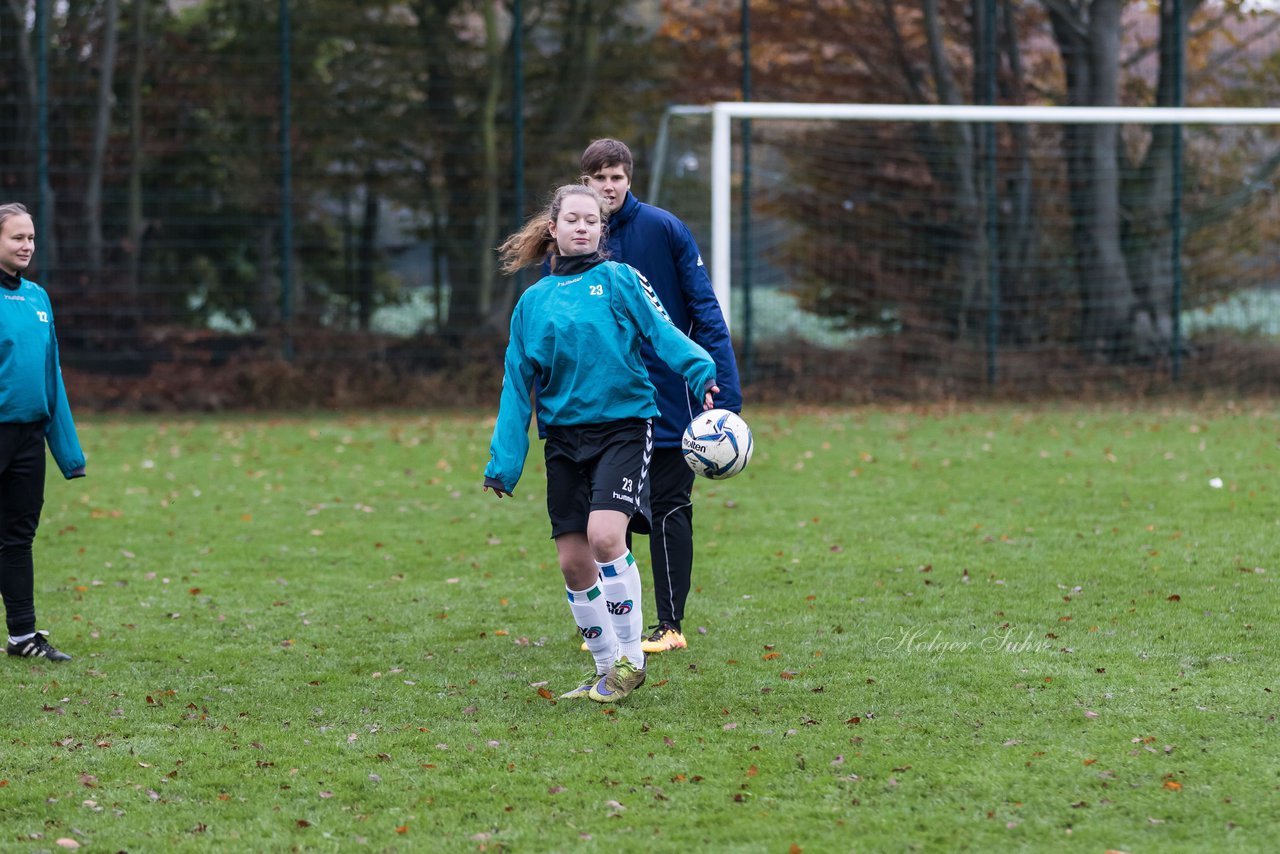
[681,409,753,480]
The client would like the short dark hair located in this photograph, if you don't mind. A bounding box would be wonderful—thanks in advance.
[580,139,633,180]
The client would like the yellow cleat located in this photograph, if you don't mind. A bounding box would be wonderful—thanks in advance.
[588,656,647,703]
[641,623,687,654]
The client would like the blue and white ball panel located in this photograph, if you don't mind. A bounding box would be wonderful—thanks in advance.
[681,409,754,480]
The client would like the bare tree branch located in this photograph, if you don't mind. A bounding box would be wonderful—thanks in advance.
[1193,16,1280,86]
[924,0,961,106]
[1039,0,1088,40]
[880,0,928,103]
[1186,146,1280,235]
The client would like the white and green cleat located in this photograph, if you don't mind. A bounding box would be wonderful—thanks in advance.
[559,671,604,700]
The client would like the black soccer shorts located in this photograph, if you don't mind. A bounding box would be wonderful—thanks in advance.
[544,418,653,539]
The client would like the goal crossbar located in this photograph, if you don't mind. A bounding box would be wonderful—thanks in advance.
[708,102,1280,326]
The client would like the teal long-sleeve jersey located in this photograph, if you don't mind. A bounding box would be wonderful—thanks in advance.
[484,257,716,494]
[0,275,86,478]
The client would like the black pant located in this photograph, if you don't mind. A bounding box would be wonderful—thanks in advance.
[0,422,46,638]
[629,446,695,629]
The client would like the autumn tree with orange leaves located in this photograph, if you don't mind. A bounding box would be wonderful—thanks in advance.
[659,0,1280,364]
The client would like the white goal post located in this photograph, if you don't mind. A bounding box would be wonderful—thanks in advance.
[707,102,1280,328]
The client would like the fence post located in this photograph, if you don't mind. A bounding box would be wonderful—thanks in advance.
[1170,0,1185,383]
[739,0,753,384]
[36,0,50,277]
[279,0,294,360]
[981,0,999,387]
[511,0,525,296]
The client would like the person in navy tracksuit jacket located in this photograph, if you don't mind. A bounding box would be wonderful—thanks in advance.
[580,139,742,655]
[0,202,86,663]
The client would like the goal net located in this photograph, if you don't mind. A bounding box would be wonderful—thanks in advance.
[649,103,1280,399]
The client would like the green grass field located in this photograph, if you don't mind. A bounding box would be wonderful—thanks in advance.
[2,404,1277,853]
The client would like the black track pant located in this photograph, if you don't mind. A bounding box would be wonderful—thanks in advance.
[628,446,696,629]
[0,422,46,638]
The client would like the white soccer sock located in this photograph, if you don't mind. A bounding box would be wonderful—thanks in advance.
[9,633,35,644]
[597,551,645,668]
[566,582,617,674]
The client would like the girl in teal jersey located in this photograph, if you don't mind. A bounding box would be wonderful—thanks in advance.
[483,185,717,702]
[0,203,86,662]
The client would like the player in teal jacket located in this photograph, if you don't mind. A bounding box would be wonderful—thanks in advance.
[0,202,86,662]
[484,255,716,493]
[483,185,717,704]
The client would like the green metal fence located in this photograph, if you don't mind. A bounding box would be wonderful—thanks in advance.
[3,1,1279,408]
